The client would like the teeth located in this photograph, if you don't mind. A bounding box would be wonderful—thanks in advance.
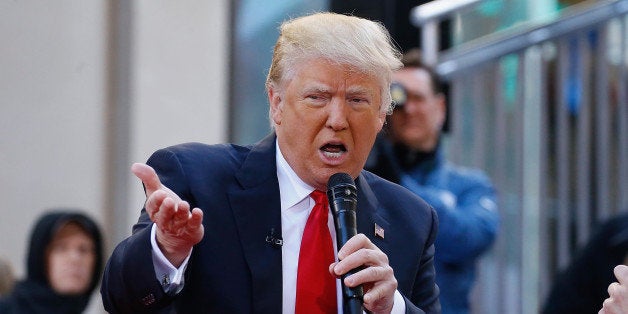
[322,151,343,158]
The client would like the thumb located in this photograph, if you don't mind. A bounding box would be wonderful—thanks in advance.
[131,163,162,195]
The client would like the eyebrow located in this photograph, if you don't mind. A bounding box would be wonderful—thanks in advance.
[300,83,375,98]
[302,84,332,94]
[346,86,374,97]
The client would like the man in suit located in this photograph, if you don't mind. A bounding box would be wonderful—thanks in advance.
[101,12,440,314]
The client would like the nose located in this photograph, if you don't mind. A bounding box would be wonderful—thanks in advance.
[326,99,349,131]
[67,246,91,263]
[68,248,83,261]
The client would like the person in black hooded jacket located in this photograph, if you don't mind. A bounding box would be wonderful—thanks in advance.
[0,210,103,314]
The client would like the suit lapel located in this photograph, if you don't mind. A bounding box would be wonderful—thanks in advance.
[228,134,283,314]
[355,174,390,252]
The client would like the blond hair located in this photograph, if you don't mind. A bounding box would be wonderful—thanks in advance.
[266,12,402,120]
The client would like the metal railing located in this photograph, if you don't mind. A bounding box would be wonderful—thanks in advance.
[410,0,482,65]
[412,0,628,313]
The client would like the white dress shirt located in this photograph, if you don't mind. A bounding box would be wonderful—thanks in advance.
[150,140,406,313]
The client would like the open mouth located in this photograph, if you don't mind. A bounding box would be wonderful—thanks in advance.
[320,143,347,159]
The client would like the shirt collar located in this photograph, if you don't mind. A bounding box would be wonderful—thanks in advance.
[276,140,315,211]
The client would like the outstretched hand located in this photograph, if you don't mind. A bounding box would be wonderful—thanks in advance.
[132,163,204,267]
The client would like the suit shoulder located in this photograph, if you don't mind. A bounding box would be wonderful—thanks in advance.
[144,142,253,185]
[151,142,249,165]
[159,142,249,157]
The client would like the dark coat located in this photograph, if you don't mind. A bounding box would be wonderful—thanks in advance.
[101,133,441,313]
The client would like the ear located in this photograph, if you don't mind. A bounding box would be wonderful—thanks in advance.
[268,85,283,125]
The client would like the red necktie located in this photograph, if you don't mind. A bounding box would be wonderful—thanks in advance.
[295,190,337,314]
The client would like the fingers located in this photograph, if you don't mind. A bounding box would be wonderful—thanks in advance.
[149,194,176,227]
[601,297,618,314]
[615,265,628,285]
[154,204,205,267]
[152,197,191,234]
[131,161,197,234]
[169,200,192,232]
[334,234,387,278]
[332,234,397,313]
[131,163,162,195]
[337,233,375,260]
[335,250,395,294]
[334,249,390,283]
[600,265,628,314]
[608,282,621,298]
[189,208,204,230]
[133,162,182,220]
[362,280,397,311]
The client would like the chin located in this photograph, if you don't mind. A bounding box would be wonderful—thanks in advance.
[56,283,90,295]
[58,288,87,295]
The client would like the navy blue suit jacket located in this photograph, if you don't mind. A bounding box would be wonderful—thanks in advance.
[101,134,440,313]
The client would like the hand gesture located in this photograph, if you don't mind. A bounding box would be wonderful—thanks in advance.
[600,265,628,314]
[132,163,204,267]
[330,234,398,314]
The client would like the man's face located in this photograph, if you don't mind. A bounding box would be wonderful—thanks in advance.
[269,58,386,190]
[389,67,445,151]
[46,223,96,295]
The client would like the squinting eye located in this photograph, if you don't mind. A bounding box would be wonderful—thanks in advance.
[350,98,369,105]
[305,94,328,105]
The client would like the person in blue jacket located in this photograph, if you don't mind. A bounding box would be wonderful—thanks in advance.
[366,48,499,314]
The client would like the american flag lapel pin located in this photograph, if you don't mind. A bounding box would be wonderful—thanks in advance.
[374,223,385,239]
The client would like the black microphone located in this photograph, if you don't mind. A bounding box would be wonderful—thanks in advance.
[327,172,364,314]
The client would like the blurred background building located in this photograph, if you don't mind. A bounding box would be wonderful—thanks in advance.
[1,0,626,313]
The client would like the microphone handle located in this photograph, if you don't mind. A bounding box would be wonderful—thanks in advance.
[335,207,364,314]
[345,296,364,314]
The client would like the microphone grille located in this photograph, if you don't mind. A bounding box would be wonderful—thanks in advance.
[327,172,354,189]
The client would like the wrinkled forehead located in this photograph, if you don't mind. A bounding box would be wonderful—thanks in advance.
[280,57,389,90]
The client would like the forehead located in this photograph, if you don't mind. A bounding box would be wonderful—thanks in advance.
[393,68,433,91]
[286,58,382,92]
[51,222,91,241]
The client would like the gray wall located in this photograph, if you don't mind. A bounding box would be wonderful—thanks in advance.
[0,1,229,312]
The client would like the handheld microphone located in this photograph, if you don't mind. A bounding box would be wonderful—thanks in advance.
[327,172,364,314]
